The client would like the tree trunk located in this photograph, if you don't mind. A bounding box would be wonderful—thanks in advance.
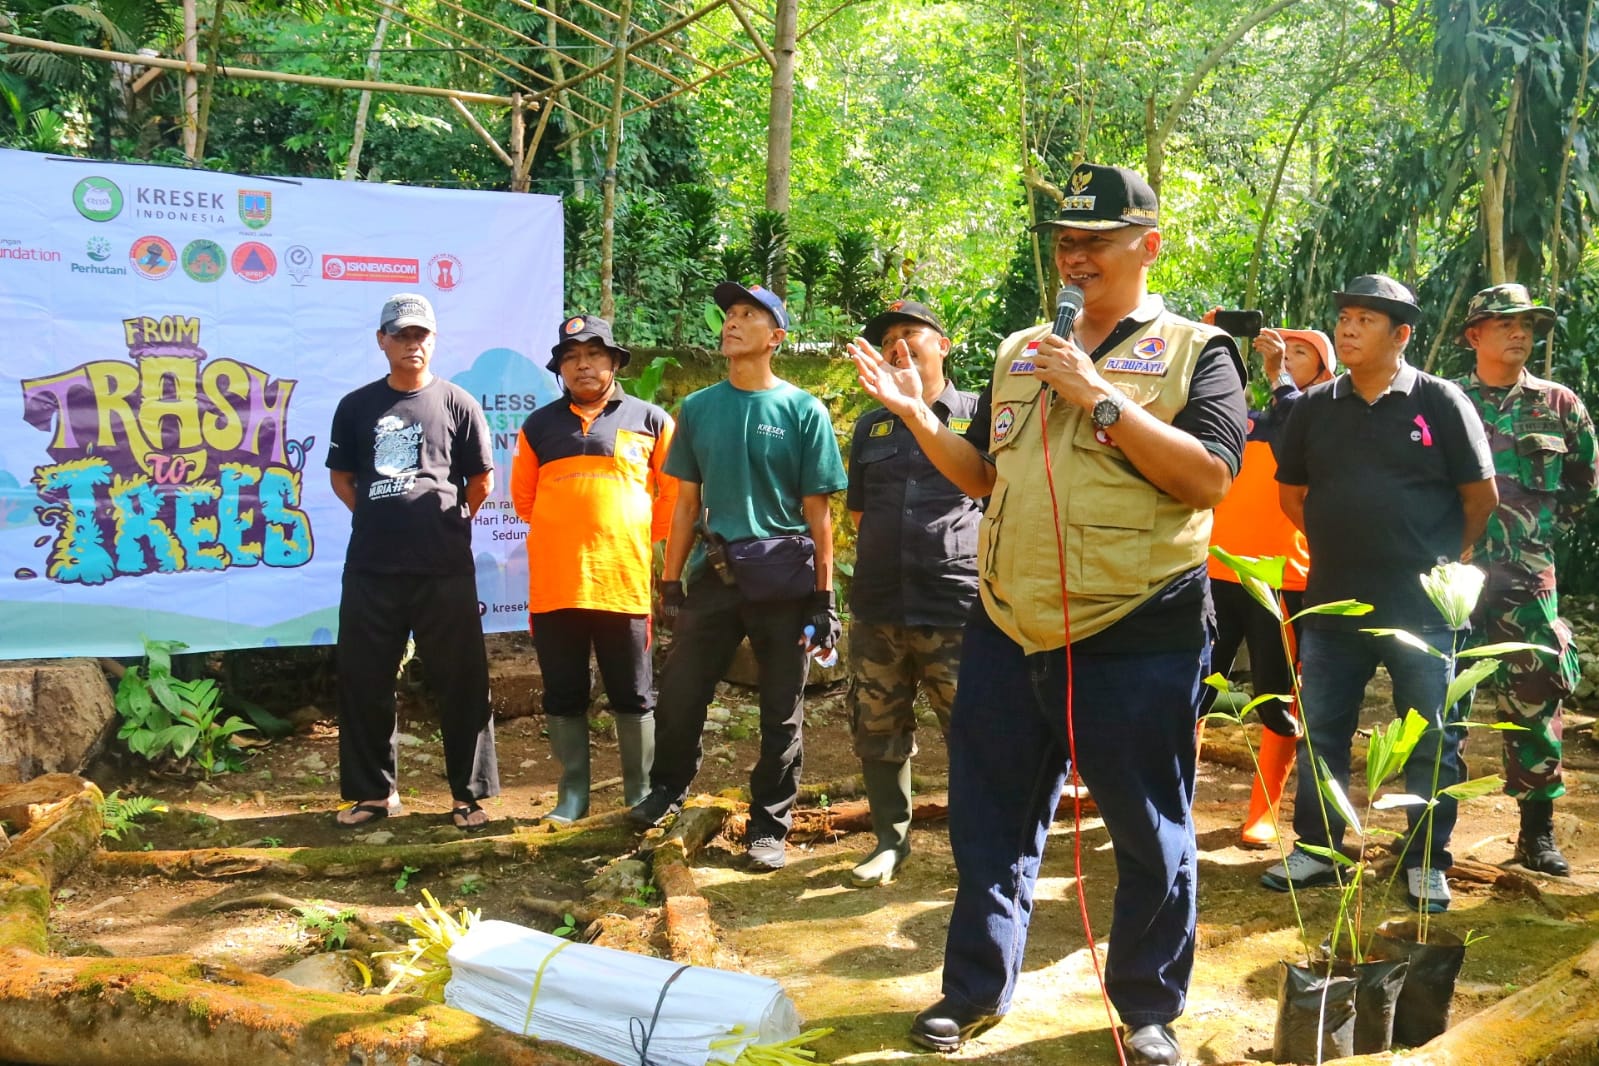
[0,776,102,953]
[598,0,633,319]
[764,0,798,297]
[181,0,198,160]
[344,2,400,180]
[1482,70,1524,285]
[1544,0,1595,373]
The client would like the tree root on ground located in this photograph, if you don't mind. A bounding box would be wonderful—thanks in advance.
[93,816,638,880]
[0,774,613,1066]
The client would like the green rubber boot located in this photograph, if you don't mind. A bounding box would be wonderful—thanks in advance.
[615,712,656,809]
[851,759,912,887]
[545,715,591,824]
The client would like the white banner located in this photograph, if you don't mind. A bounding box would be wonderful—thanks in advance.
[0,149,562,658]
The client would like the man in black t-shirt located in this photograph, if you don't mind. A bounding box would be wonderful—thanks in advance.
[326,293,500,831]
[1266,274,1496,913]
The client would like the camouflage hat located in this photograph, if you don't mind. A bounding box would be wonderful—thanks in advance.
[1456,283,1556,347]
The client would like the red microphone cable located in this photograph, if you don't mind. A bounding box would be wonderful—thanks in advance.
[1038,389,1129,1066]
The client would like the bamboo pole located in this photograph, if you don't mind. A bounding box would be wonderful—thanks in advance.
[726,0,776,69]
[519,92,557,188]
[345,1,399,180]
[510,91,526,191]
[599,0,634,320]
[1544,0,1595,374]
[449,97,514,167]
[181,0,198,160]
[555,50,761,148]
[0,31,519,106]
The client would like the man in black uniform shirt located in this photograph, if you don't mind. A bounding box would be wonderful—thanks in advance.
[326,293,500,831]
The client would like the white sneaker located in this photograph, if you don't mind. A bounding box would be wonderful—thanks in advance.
[1406,867,1451,912]
[1260,849,1339,891]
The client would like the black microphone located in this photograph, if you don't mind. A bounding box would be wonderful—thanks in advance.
[1052,285,1084,340]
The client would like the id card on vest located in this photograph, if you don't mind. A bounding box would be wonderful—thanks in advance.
[977,306,1220,653]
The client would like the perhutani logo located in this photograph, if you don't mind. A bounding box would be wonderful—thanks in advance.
[131,185,226,223]
[73,177,123,222]
[428,253,462,292]
[322,254,419,283]
[74,236,126,276]
[284,244,313,285]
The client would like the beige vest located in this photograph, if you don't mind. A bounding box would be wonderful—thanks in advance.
[978,306,1222,652]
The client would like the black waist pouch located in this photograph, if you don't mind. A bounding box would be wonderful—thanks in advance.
[725,535,816,602]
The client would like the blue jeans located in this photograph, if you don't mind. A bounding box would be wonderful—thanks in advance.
[1292,627,1468,870]
[940,618,1206,1028]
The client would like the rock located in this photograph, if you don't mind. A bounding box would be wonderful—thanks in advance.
[585,858,648,900]
[0,660,117,785]
[286,704,326,731]
[396,732,423,748]
[297,754,328,772]
[361,830,395,846]
[269,951,367,994]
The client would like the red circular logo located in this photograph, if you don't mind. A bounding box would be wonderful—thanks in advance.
[231,241,277,283]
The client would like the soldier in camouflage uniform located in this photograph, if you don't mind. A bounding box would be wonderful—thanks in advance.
[845,300,981,888]
[1456,283,1599,876]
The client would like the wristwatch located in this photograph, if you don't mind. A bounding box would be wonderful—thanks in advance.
[1274,367,1297,389]
[1091,390,1126,430]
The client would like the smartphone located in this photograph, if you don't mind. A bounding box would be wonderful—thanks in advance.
[1213,309,1265,338]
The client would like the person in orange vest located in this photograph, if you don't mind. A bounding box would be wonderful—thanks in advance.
[1202,316,1335,847]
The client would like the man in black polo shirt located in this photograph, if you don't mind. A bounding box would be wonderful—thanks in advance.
[845,299,981,888]
[1264,274,1497,912]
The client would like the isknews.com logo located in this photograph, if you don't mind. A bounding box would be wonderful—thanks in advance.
[321,254,419,283]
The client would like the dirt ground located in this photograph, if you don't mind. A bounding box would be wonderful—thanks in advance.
[38,628,1599,1066]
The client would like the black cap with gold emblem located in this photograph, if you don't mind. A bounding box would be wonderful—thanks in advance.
[862,299,946,346]
[1031,164,1160,232]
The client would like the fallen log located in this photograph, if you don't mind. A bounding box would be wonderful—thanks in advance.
[726,787,1093,842]
[647,803,733,969]
[0,775,103,952]
[0,952,606,1066]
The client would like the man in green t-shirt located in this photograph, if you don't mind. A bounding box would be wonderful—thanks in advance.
[628,282,848,871]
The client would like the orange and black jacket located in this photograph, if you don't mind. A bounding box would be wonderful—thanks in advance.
[510,391,677,615]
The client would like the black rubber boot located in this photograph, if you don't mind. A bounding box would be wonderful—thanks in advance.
[615,712,655,809]
[544,715,591,824]
[851,760,912,887]
[1514,798,1570,876]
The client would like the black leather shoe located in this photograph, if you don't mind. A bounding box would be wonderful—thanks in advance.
[1514,799,1570,876]
[627,786,682,829]
[908,997,1001,1052]
[1124,1023,1182,1066]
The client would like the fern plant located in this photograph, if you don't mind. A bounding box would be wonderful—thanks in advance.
[100,790,167,841]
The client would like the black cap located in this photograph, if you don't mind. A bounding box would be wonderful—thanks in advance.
[549,314,631,374]
[1031,164,1160,232]
[1332,274,1422,327]
[862,300,945,346]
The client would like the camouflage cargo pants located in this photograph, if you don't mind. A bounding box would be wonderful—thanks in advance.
[847,621,963,762]
[1476,585,1580,801]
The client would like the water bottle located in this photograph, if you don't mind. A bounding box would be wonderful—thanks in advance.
[802,625,839,668]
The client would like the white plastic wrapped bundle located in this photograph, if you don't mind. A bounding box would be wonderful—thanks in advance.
[445,919,801,1066]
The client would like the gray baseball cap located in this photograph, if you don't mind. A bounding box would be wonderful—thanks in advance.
[379,292,437,334]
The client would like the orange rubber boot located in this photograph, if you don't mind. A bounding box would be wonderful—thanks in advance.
[1240,726,1297,849]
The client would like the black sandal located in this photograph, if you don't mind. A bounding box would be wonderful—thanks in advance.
[451,802,490,831]
[334,800,397,829]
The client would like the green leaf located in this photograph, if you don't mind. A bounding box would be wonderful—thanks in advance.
[1456,641,1559,659]
[1298,843,1358,869]
[1367,709,1428,789]
[1441,775,1506,802]
[1316,760,1362,837]
[1208,546,1288,599]
[1360,628,1448,657]
[1372,792,1428,809]
[1445,657,1502,712]
[1288,599,1374,623]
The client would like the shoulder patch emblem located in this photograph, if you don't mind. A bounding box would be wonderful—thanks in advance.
[868,420,894,438]
[993,405,1016,442]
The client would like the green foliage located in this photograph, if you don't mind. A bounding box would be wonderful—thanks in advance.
[394,865,421,893]
[99,790,167,841]
[114,638,258,777]
[293,903,357,951]
[552,912,579,938]
[617,355,680,403]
